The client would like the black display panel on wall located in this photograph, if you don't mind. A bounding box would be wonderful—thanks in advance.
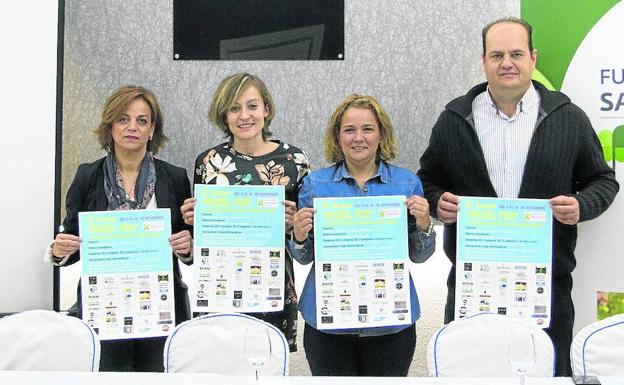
[173,0,344,60]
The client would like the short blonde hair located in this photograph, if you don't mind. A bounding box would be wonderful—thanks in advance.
[324,94,398,163]
[208,73,275,140]
[94,85,168,154]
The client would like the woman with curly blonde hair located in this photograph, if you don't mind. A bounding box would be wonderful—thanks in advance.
[290,94,435,376]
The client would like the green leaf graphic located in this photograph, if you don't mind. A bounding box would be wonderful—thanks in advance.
[531,68,555,91]
[522,0,619,91]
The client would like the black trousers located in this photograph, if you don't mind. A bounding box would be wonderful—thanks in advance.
[99,336,166,372]
[444,266,574,376]
[303,323,416,376]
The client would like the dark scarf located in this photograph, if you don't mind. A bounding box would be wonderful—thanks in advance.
[103,151,156,210]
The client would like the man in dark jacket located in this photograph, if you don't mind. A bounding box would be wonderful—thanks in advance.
[418,17,618,376]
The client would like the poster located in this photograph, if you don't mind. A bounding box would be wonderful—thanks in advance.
[313,195,411,329]
[79,209,174,340]
[456,197,553,327]
[193,184,285,313]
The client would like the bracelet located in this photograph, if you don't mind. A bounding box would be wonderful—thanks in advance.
[418,217,434,236]
[291,231,307,245]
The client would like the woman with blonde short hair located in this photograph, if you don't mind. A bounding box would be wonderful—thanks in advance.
[181,73,310,351]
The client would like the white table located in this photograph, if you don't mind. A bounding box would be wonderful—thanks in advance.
[0,371,590,385]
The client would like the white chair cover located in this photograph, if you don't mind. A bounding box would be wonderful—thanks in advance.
[427,313,554,377]
[571,313,624,376]
[164,312,289,375]
[0,310,100,371]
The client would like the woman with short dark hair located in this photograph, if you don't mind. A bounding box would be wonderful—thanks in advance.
[46,85,192,371]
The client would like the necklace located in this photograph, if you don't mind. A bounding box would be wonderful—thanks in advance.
[117,171,137,201]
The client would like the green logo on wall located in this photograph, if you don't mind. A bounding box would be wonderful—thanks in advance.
[523,0,622,170]
[599,126,624,169]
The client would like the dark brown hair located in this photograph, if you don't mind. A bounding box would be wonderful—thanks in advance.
[94,85,168,154]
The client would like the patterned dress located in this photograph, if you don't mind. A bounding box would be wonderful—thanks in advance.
[194,140,310,351]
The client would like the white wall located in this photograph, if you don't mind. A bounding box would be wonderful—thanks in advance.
[559,2,624,333]
[0,1,58,313]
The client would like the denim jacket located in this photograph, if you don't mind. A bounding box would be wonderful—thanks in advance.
[287,161,436,336]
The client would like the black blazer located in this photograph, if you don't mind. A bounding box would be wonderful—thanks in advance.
[60,156,192,324]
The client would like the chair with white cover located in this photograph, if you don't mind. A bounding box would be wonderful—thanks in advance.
[164,312,289,375]
[571,313,624,377]
[0,310,100,371]
[427,313,555,377]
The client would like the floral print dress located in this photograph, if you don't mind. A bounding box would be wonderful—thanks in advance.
[194,140,310,351]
